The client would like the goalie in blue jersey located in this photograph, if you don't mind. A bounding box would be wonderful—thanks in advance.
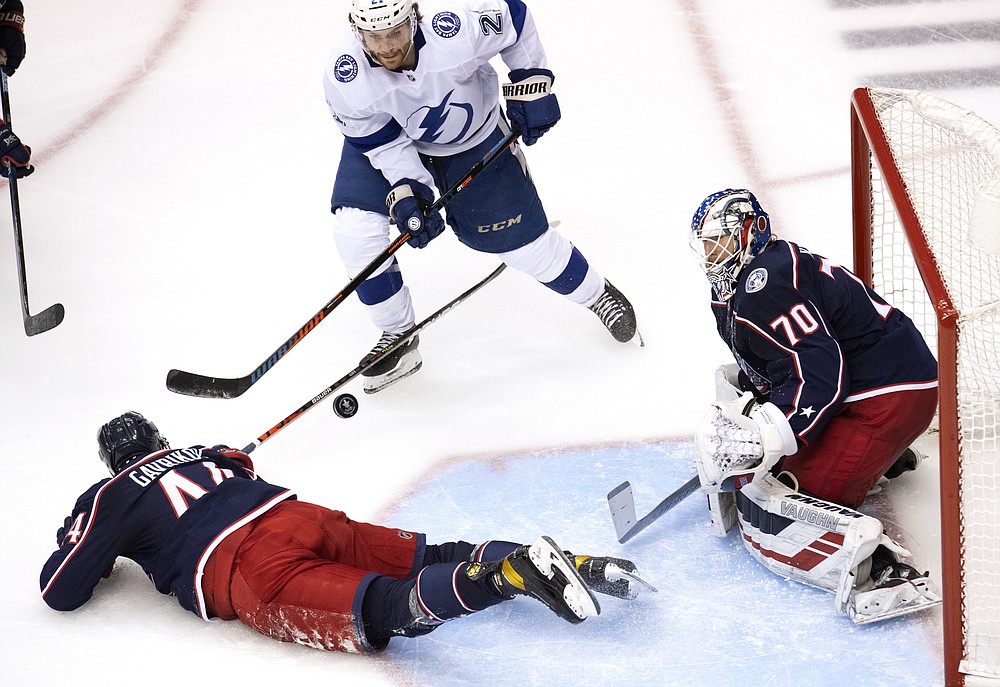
[687,189,941,624]
[323,0,640,394]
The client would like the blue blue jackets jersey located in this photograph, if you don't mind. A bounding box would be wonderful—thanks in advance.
[711,240,938,446]
[40,446,293,619]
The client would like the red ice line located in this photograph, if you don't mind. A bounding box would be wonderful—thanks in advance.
[34,0,203,166]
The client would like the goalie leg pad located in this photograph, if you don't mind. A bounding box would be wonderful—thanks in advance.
[735,474,900,616]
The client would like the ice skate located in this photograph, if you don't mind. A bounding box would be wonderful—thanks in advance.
[849,558,942,624]
[883,447,925,479]
[569,554,656,599]
[471,535,600,623]
[360,332,422,394]
[589,280,642,346]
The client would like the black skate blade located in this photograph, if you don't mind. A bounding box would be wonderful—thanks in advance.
[363,359,423,394]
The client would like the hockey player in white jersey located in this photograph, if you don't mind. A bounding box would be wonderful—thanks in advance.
[324,0,640,394]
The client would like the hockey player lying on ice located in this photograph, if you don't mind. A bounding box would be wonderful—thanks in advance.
[40,412,653,652]
[687,189,941,624]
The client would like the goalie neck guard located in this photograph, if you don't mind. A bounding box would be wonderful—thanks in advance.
[689,189,772,300]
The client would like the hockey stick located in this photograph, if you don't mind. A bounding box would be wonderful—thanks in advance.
[242,262,506,453]
[607,475,701,544]
[2,70,65,336]
[166,130,519,399]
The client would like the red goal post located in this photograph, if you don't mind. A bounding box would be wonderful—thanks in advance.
[851,86,1000,687]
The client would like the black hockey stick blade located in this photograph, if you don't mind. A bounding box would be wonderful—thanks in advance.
[165,368,250,399]
[608,475,701,544]
[242,263,506,453]
[24,302,65,336]
[3,71,65,337]
[164,231,412,399]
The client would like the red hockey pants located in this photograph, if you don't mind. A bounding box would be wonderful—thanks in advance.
[202,500,421,653]
[778,387,938,508]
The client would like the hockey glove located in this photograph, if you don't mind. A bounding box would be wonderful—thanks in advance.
[212,445,255,472]
[0,119,32,178]
[387,179,446,249]
[0,1,25,76]
[503,68,560,146]
[56,515,72,546]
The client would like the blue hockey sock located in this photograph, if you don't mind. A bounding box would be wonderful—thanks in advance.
[414,561,506,622]
[470,540,519,562]
[542,246,589,295]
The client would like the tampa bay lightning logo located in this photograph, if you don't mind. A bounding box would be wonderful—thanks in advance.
[334,54,359,83]
[432,11,461,37]
[407,89,474,144]
[745,268,768,293]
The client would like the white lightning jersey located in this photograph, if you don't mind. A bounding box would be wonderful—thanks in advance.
[323,0,548,189]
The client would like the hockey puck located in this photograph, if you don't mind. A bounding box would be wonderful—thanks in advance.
[333,393,359,419]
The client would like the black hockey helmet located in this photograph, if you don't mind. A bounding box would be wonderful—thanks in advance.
[97,411,169,475]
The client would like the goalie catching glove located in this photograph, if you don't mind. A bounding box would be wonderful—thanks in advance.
[695,391,797,493]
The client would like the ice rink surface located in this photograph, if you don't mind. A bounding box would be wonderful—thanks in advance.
[2,1,998,685]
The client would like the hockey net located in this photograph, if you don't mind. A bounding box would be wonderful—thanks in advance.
[851,87,1000,686]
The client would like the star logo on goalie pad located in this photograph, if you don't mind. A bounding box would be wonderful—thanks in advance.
[799,406,816,418]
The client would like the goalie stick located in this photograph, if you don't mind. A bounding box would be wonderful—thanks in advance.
[165,130,519,399]
[607,475,701,544]
[2,70,64,336]
[242,263,506,453]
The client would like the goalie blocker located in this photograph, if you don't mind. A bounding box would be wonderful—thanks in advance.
[694,364,941,623]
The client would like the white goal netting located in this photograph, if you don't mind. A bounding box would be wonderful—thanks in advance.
[858,87,1000,682]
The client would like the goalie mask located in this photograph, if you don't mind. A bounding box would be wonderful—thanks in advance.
[689,189,772,300]
[97,411,170,475]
